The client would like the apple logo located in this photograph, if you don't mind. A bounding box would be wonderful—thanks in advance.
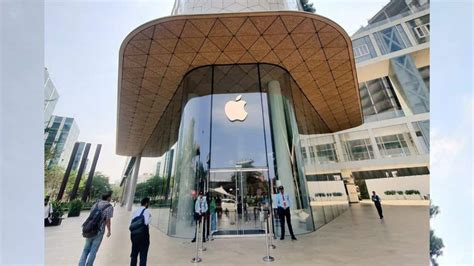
[224,95,248,122]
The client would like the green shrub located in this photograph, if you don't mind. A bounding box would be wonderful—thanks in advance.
[397,191,404,195]
[51,201,65,219]
[68,199,83,217]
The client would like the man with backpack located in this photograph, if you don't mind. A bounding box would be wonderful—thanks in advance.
[79,191,114,266]
[129,197,152,266]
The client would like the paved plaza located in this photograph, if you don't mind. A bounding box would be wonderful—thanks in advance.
[45,204,428,265]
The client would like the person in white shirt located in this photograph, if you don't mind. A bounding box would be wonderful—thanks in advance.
[192,191,208,243]
[275,186,297,240]
[44,196,53,226]
[130,197,152,266]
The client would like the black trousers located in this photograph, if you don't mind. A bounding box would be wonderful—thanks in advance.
[374,202,383,218]
[130,237,149,266]
[193,214,206,241]
[277,207,295,238]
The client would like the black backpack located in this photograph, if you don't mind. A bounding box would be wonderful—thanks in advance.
[82,203,111,238]
[129,208,147,237]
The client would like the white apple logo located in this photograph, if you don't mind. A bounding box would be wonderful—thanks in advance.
[224,95,248,122]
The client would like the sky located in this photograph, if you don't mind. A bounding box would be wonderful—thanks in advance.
[44,0,474,264]
[45,0,389,183]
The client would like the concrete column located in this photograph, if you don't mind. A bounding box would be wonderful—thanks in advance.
[368,34,382,57]
[120,175,129,207]
[126,155,141,211]
[367,128,382,159]
[333,134,346,163]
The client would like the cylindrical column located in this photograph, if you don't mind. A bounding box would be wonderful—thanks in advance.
[126,155,141,211]
[267,80,297,205]
[69,143,91,201]
[56,142,80,201]
[81,144,102,202]
[172,0,302,15]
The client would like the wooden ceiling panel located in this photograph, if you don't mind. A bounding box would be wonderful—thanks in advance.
[117,11,362,156]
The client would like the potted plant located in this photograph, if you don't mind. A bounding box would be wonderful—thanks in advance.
[68,199,83,217]
[48,201,65,226]
[397,191,405,200]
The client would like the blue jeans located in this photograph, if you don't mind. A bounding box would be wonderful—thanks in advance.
[78,230,104,266]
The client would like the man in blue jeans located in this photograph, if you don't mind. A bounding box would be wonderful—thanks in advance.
[79,192,114,266]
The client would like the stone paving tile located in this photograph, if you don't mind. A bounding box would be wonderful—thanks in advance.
[45,204,428,265]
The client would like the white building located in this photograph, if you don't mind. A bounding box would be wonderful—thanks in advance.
[44,68,59,128]
[44,116,80,168]
[301,0,430,200]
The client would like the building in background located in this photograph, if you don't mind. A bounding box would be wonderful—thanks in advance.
[44,68,59,128]
[71,141,87,171]
[301,0,430,200]
[44,115,80,168]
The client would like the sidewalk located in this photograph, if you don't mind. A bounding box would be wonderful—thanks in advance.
[45,204,428,265]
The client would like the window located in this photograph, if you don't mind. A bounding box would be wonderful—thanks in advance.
[315,143,338,163]
[376,134,412,157]
[352,167,430,179]
[414,23,430,38]
[342,138,374,161]
[374,25,412,54]
[359,77,403,121]
[301,147,308,160]
[352,36,377,63]
[354,44,370,58]
[407,15,430,44]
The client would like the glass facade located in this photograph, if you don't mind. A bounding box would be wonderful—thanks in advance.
[144,63,352,238]
[340,131,375,161]
[373,124,418,158]
[359,77,404,122]
[374,25,412,55]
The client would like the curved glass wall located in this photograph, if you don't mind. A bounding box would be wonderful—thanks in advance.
[144,64,350,238]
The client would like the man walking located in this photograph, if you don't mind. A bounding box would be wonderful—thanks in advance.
[79,191,114,266]
[371,191,384,219]
[130,197,152,266]
[275,186,297,240]
[191,191,208,243]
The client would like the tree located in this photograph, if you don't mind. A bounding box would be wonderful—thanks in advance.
[44,165,65,198]
[430,202,444,266]
[88,172,112,202]
[300,0,316,13]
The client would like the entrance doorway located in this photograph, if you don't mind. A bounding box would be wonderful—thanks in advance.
[209,167,270,236]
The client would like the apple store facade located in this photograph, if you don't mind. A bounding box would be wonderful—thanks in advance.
[117,3,363,239]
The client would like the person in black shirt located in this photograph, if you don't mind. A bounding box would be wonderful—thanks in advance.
[371,191,383,219]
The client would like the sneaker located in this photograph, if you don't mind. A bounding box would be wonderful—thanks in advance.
[280,237,284,240]
[191,239,196,243]
[291,237,297,241]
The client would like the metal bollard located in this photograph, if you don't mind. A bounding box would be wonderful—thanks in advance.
[191,215,202,263]
[199,215,207,252]
[268,209,276,249]
[262,210,275,262]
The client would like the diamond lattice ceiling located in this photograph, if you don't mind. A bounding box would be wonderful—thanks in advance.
[117,11,362,156]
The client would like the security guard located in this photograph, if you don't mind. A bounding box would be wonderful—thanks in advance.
[371,191,384,219]
[275,186,297,240]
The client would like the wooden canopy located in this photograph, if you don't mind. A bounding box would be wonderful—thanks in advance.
[117,11,362,156]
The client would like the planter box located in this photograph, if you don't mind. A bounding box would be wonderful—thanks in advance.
[45,218,63,226]
[68,211,81,217]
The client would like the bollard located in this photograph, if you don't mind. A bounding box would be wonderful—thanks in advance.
[268,213,276,250]
[262,209,275,262]
[191,215,202,263]
[199,215,207,252]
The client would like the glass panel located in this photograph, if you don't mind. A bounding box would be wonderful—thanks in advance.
[209,169,269,235]
[210,65,268,169]
[374,25,412,55]
[373,124,419,158]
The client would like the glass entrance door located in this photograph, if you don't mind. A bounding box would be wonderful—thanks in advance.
[209,168,270,236]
